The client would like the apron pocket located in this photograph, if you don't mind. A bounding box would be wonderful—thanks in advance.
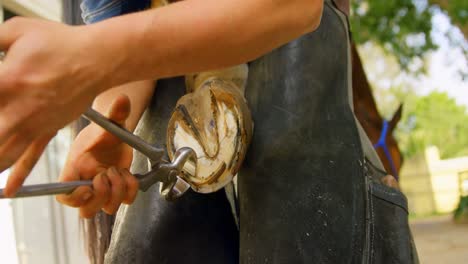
[368,181,416,263]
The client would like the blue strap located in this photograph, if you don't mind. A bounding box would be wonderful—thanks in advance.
[373,120,399,179]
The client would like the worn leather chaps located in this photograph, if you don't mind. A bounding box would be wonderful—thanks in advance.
[104,1,418,263]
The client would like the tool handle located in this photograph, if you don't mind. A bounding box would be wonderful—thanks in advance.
[0,181,94,198]
[83,108,165,161]
[0,173,148,199]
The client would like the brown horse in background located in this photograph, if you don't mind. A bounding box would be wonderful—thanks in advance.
[351,43,404,178]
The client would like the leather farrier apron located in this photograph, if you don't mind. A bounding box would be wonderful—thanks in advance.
[105,0,418,263]
[239,1,419,263]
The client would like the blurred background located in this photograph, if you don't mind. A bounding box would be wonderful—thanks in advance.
[0,0,467,263]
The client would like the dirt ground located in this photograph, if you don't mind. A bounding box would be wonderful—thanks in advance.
[410,215,468,263]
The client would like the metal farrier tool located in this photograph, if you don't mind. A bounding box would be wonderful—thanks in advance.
[0,108,197,200]
[0,52,196,200]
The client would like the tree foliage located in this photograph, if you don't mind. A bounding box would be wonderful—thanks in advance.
[396,91,468,159]
[351,0,468,72]
[429,0,468,37]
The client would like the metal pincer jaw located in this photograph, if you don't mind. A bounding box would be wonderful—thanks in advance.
[145,147,198,201]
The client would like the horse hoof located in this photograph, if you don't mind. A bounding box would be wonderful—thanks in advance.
[167,67,253,193]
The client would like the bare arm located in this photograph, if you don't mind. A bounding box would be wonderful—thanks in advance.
[90,0,323,124]
[89,0,324,89]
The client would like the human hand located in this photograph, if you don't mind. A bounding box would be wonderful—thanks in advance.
[381,175,400,190]
[56,95,138,218]
[0,17,118,191]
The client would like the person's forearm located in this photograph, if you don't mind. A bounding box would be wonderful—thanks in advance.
[92,80,155,131]
[87,0,323,89]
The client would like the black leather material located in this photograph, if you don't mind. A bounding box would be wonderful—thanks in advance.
[364,160,419,264]
[104,78,239,264]
[368,183,413,263]
[238,2,367,263]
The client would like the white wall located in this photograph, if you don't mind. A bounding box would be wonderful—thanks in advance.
[0,171,20,264]
[401,146,468,215]
[0,128,88,264]
[11,129,88,264]
[426,146,468,213]
[3,0,62,20]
